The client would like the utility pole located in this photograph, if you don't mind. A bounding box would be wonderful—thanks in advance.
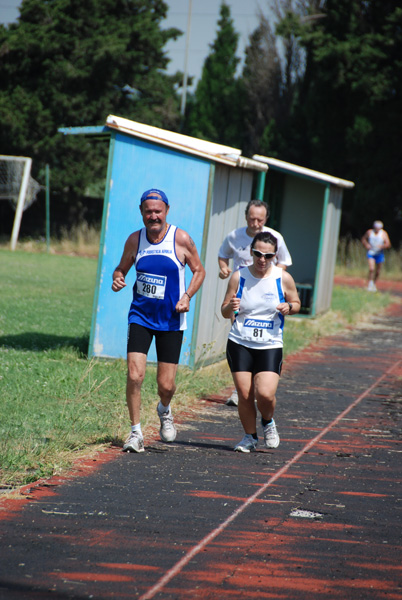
[180,0,192,118]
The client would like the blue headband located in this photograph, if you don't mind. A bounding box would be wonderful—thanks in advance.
[140,188,169,205]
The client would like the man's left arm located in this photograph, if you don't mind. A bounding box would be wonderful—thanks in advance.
[175,229,206,313]
[382,231,391,250]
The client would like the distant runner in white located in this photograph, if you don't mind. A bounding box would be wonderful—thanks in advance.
[361,220,391,292]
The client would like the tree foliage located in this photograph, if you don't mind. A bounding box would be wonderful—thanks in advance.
[185,3,242,147]
[290,0,402,238]
[0,0,400,243]
[0,0,182,228]
[240,13,282,156]
[244,0,402,242]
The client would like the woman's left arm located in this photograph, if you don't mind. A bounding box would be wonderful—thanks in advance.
[277,271,301,316]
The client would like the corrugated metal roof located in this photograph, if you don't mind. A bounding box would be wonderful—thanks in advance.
[253,155,354,188]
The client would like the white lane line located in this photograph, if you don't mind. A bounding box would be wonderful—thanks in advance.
[139,358,402,600]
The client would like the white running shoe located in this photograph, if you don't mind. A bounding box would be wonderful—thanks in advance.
[262,419,280,449]
[234,434,258,453]
[226,389,239,406]
[123,431,145,453]
[157,406,177,442]
[367,281,377,292]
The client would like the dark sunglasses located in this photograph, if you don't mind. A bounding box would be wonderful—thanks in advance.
[252,249,276,260]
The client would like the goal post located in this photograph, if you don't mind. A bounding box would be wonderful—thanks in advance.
[0,155,42,250]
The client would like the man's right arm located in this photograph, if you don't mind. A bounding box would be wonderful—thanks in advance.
[218,234,233,279]
[361,230,371,250]
[112,232,139,292]
[218,256,232,280]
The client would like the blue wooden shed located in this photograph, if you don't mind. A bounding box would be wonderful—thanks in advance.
[60,115,267,367]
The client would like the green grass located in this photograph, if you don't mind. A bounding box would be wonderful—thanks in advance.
[0,249,398,490]
[0,222,101,258]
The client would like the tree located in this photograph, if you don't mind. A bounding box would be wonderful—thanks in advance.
[290,0,402,240]
[0,0,182,231]
[240,12,282,156]
[185,2,242,148]
[266,0,323,163]
[240,0,315,159]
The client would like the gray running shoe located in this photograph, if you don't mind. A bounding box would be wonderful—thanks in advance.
[157,406,177,442]
[123,431,145,453]
[234,434,258,453]
[262,418,280,448]
[226,389,239,406]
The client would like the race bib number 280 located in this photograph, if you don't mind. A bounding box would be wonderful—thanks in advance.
[243,318,274,342]
[137,273,166,299]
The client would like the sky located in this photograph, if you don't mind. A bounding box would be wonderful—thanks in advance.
[0,0,265,89]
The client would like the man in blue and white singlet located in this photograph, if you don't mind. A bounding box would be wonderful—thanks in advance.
[221,231,300,453]
[112,189,205,453]
[361,220,391,292]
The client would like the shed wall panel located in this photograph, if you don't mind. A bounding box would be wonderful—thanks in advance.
[194,166,254,364]
[315,186,343,314]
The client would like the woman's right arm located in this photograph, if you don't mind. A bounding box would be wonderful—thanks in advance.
[221,271,240,318]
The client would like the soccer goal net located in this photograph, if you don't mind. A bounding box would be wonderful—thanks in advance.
[0,155,42,250]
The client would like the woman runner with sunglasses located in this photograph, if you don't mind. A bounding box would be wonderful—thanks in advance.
[221,231,300,452]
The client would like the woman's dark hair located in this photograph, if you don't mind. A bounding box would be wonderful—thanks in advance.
[251,231,278,252]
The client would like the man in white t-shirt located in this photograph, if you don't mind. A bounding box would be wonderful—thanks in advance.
[218,200,292,279]
[218,199,292,405]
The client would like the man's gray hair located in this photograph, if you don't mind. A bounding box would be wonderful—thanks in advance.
[245,199,270,219]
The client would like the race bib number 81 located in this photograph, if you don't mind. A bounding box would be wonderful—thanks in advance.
[137,273,166,299]
[243,318,274,342]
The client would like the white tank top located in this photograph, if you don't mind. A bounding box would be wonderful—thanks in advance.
[228,265,285,349]
[367,229,385,254]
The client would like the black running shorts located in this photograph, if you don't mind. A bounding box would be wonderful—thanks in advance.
[127,323,184,364]
[226,339,283,375]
